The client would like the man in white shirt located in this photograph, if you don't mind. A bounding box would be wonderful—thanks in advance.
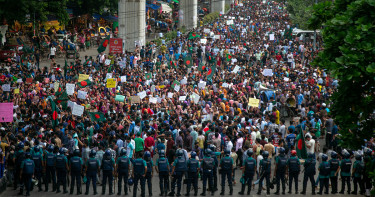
[50,46,56,59]
[305,134,315,156]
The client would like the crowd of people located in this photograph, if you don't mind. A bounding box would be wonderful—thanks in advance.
[0,0,374,197]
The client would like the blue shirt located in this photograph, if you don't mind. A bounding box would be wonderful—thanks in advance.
[286,134,296,148]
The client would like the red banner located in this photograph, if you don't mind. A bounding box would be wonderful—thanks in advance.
[109,38,123,54]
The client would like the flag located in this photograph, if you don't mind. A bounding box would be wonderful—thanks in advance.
[89,112,106,122]
[77,79,92,88]
[168,60,176,69]
[188,32,200,39]
[55,85,63,97]
[171,80,180,89]
[295,127,308,159]
[198,62,206,72]
[184,55,193,68]
[207,62,216,81]
[254,27,258,35]
[208,55,215,64]
[50,99,59,128]
[226,53,233,61]
[56,91,69,109]
[145,73,152,80]
[97,36,110,53]
[20,39,32,53]
[83,57,92,66]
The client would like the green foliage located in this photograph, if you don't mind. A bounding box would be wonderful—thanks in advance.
[308,0,375,149]
[286,0,328,29]
[225,4,231,13]
[68,0,119,16]
[203,12,220,24]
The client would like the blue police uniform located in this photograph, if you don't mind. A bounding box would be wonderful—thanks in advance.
[240,157,256,195]
[318,161,330,194]
[287,156,300,193]
[45,151,57,192]
[116,156,130,195]
[211,153,219,191]
[170,157,187,196]
[328,158,340,193]
[14,150,25,193]
[257,158,271,195]
[275,155,287,194]
[186,158,199,195]
[339,158,352,194]
[302,157,316,194]
[145,159,154,196]
[101,156,115,195]
[133,158,147,197]
[32,152,43,191]
[55,154,68,193]
[70,156,83,194]
[21,158,35,196]
[201,156,215,195]
[156,157,170,195]
[85,157,99,194]
[220,156,233,194]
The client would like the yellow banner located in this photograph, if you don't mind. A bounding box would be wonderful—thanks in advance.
[78,74,89,82]
[106,78,116,88]
[248,98,260,107]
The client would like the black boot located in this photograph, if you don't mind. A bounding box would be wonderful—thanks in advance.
[220,187,224,195]
[238,184,245,195]
[18,189,23,195]
[77,187,82,195]
[168,192,175,196]
[200,187,206,196]
[94,188,97,195]
[247,187,251,195]
[85,190,89,195]
[257,189,261,195]
[275,191,280,195]
[301,190,306,194]
[229,186,233,195]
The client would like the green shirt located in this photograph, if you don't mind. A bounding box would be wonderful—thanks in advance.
[134,137,144,152]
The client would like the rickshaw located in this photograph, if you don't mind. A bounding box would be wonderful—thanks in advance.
[99,27,106,38]
[65,42,80,59]
[105,26,111,35]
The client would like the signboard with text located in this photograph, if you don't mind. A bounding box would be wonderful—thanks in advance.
[109,38,123,54]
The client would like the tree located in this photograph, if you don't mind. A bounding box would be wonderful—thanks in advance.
[67,0,119,16]
[308,0,375,149]
[284,0,327,29]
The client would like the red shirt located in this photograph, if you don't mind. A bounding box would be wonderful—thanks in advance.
[144,136,155,156]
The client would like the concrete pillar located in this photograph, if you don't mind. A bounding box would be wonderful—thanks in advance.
[179,0,198,29]
[118,0,146,51]
[211,0,225,14]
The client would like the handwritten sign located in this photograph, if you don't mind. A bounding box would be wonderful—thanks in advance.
[174,85,180,92]
[115,95,125,102]
[179,96,186,101]
[0,103,13,122]
[121,76,127,82]
[54,82,59,92]
[2,84,10,91]
[168,92,173,98]
[138,91,147,99]
[77,90,87,99]
[198,81,206,89]
[66,83,75,95]
[14,89,19,94]
[149,97,157,104]
[106,78,116,88]
[72,104,84,116]
[78,74,89,82]
[248,98,260,107]
[232,65,240,73]
[191,93,200,104]
[262,69,273,76]
[130,96,141,104]
[269,33,275,41]
[105,59,111,66]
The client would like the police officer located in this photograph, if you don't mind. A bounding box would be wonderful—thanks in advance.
[273,147,287,195]
[156,149,170,196]
[286,150,300,194]
[116,148,131,195]
[318,154,330,194]
[101,150,115,195]
[239,150,256,195]
[328,151,340,194]
[144,151,154,196]
[70,149,83,195]
[133,152,147,197]
[14,142,25,195]
[45,145,57,192]
[169,149,187,196]
[209,145,218,192]
[219,149,233,195]
[363,148,373,197]
[56,148,69,194]
[339,151,352,194]
[200,149,215,196]
[185,151,199,196]
[352,154,365,195]
[31,146,44,192]
[301,153,316,195]
[85,149,100,195]
[257,151,271,195]
[20,152,35,196]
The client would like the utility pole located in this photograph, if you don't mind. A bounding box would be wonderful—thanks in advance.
[313,0,317,51]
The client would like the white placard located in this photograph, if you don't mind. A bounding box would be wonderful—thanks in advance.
[179,96,186,101]
[215,35,221,39]
[17,79,23,83]
[77,90,87,99]
[222,83,229,88]
[232,65,240,73]
[119,61,126,68]
[284,77,290,81]
[149,97,157,104]
[157,97,162,103]
[269,34,275,40]
[204,28,210,33]
[174,85,180,92]
[66,83,75,95]
[180,78,187,85]
[121,76,127,82]
[2,84,10,91]
[68,100,76,109]
[200,39,207,44]
[262,69,273,76]
[106,73,113,80]
[105,59,111,65]
[168,92,173,98]
[191,93,200,104]
[151,85,156,92]
[138,91,147,99]
[72,104,84,116]
[198,81,206,89]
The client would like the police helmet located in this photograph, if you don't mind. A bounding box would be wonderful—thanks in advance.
[308,153,315,158]
[355,155,362,160]
[365,148,373,156]
[176,149,183,157]
[343,152,350,159]
[159,149,165,157]
[291,150,297,156]
[47,145,54,152]
[279,147,285,154]
[247,150,253,157]
[25,152,31,159]
[331,151,337,159]
[89,149,97,157]
[209,144,216,152]
[262,151,269,158]
[205,148,212,156]
[59,148,67,155]
[18,142,24,149]
[105,150,111,157]
[120,148,127,156]
[190,151,197,158]
[73,149,80,156]
[34,146,40,153]
[321,154,328,161]
[144,151,151,158]
[128,178,134,186]
[224,149,230,156]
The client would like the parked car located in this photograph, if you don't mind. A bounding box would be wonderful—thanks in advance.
[0,45,23,62]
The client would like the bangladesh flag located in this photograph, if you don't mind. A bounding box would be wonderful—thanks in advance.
[56,91,69,109]
[55,85,63,97]
[226,53,233,61]
[171,80,180,89]
[188,32,200,40]
[89,112,106,122]
[207,63,216,81]
[198,62,206,72]
[97,36,110,53]
[168,60,177,69]
[50,99,59,128]
[295,128,308,159]
[145,73,152,80]
[184,55,193,68]
[83,57,92,66]
[208,55,215,64]
[77,79,92,88]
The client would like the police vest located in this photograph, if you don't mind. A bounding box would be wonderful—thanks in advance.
[262,159,271,173]
[146,160,153,173]
[70,157,82,172]
[341,159,352,173]
[46,152,56,167]
[203,157,214,170]
[245,158,256,174]
[56,155,66,170]
[134,159,145,175]
[288,157,299,173]
[23,159,34,175]
[32,154,42,170]
[102,158,113,171]
[329,159,340,173]
[277,156,287,173]
[188,159,199,173]
[211,155,218,168]
[221,157,232,171]
[16,151,25,168]
[87,158,98,172]
[118,157,130,173]
[158,158,168,172]
[175,158,187,172]
[320,162,330,176]
[304,159,316,175]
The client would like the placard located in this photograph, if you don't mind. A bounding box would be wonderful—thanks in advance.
[179,96,186,101]
[14,88,19,94]
[72,104,84,116]
[168,92,173,98]
[180,78,187,85]
[106,78,116,88]
[138,91,147,99]
[149,97,157,104]
[269,33,275,40]
[198,81,206,89]
[157,97,162,103]
[119,61,126,68]
[204,28,210,33]
[130,96,141,104]
[222,83,229,88]
[248,98,260,107]
[174,85,180,92]
[78,74,89,82]
[115,95,125,102]
[66,83,75,95]
[26,78,33,83]
[77,90,87,99]
[54,82,59,92]
[121,76,127,82]
[109,38,123,54]
[232,65,240,73]
[2,84,10,91]
[262,69,273,76]
[151,85,156,93]
[105,59,111,66]
[191,93,200,104]
[200,39,207,44]
[0,103,13,122]
[106,73,113,80]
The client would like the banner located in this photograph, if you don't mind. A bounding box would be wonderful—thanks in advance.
[0,103,13,122]
[78,74,89,82]
[109,38,123,54]
[248,98,260,107]
[106,78,116,88]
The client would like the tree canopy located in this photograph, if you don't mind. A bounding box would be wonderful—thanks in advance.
[309,0,375,149]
